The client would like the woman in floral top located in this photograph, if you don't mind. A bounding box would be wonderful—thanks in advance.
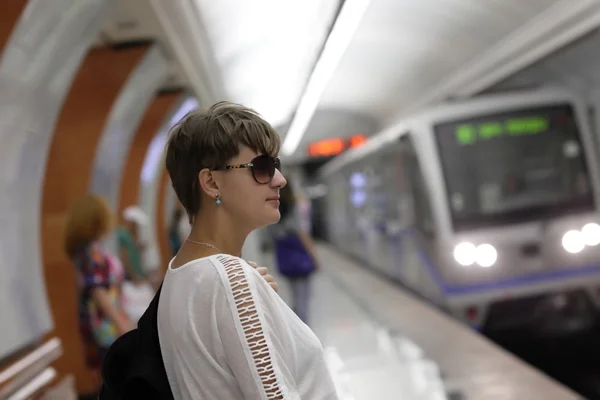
[64,194,134,369]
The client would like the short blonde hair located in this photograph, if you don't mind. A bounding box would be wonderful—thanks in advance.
[165,101,281,223]
[64,194,114,257]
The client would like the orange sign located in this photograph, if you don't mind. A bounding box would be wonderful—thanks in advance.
[307,134,367,157]
[349,134,366,148]
[308,137,346,157]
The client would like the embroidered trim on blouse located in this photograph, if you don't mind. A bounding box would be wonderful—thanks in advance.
[218,255,284,399]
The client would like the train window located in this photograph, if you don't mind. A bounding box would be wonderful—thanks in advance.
[434,103,595,231]
[408,155,434,235]
[401,134,434,236]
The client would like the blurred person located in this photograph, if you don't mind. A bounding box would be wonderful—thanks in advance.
[117,205,162,323]
[117,205,148,283]
[121,205,165,291]
[64,194,134,371]
[268,181,320,324]
[296,187,313,234]
[152,102,338,399]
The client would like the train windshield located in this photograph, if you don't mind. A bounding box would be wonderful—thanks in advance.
[434,104,595,231]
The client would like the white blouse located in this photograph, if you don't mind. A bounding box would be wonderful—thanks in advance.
[157,254,339,399]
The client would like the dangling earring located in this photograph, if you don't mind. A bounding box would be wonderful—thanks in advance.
[215,194,221,205]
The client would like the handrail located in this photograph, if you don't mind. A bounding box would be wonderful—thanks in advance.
[7,367,57,400]
[0,338,61,386]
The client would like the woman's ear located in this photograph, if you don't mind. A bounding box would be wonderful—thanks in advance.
[198,168,220,199]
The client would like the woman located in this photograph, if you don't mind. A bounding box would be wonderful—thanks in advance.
[158,101,339,399]
[64,194,134,369]
[268,181,320,324]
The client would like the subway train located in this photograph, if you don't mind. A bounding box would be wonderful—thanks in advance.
[319,88,600,335]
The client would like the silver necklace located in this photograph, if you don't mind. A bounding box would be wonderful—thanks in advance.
[186,239,222,253]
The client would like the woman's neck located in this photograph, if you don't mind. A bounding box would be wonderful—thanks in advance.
[187,209,248,258]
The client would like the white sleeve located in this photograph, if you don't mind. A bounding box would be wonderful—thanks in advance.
[214,255,299,400]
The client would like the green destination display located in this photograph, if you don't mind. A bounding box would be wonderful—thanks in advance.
[456,116,549,145]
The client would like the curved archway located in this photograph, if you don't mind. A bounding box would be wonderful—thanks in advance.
[42,43,149,392]
[0,1,118,393]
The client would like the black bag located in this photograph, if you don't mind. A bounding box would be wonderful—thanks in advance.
[99,284,174,399]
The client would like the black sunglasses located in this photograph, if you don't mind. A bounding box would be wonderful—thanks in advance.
[214,155,281,184]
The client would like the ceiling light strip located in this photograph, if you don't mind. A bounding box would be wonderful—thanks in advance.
[281,0,372,156]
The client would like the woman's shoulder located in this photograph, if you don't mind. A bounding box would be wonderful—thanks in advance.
[168,255,265,293]
[166,255,248,282]
[164,256,264,306]
[211,254,254,275]
[210,255,269,289]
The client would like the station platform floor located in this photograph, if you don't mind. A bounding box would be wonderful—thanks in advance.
[265,243,583,400]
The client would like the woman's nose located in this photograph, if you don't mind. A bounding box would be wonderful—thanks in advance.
[271,169,287,188]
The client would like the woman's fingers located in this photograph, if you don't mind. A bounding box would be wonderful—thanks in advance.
[265,276,279,293]
[248,261,279,292]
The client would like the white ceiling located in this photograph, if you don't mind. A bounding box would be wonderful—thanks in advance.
[94,0,600,160]
[318,0,563,121]
[486,19,600,103]
[194,0,341,128]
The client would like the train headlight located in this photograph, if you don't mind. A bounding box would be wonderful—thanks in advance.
[582,223,600,246]
[454,242,476,266]
[562,230,585,254]
[475,244,497,268]
[454,242,497,267]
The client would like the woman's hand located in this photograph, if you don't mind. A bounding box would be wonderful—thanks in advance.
[248,261,279,293]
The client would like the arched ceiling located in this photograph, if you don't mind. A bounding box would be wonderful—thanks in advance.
[97,0,600,161]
